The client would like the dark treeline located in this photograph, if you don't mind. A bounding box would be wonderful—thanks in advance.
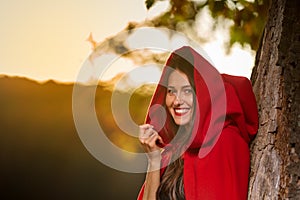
[0,76,151,200]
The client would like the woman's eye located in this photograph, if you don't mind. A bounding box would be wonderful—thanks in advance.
[184,88,193,94]
[167,88,176,95]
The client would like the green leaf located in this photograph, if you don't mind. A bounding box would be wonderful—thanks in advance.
[145,0,155,10]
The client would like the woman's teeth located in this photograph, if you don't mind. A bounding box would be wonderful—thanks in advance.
[174,108,189,114]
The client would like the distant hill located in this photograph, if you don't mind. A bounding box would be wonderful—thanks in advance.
[0,76,154,200]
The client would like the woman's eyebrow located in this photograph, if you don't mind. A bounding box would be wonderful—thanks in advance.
[167,85,191,88]
[182,85,192,89]
[167,86,175,88]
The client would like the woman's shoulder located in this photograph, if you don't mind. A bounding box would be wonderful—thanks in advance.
[221,74,252,86]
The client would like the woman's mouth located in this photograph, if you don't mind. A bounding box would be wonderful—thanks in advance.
[174,108,190,116]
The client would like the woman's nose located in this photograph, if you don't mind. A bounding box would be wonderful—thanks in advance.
[174,94,183,105]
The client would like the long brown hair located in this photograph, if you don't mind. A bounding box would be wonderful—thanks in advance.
[157,156,185,200]
[157,49,195,200]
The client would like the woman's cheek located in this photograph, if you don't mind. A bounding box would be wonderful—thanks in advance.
[165,95,174,108]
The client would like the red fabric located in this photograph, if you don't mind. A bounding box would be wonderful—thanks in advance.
[137,46,258,200]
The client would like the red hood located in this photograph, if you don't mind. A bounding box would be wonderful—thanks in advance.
[145,46,258,157]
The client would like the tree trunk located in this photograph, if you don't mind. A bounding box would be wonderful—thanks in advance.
[249,0,300,199]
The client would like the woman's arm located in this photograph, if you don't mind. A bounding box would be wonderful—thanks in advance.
[142,155,161,200]
[139,124,164,200]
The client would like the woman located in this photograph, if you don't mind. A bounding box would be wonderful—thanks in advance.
[138,46,258,200]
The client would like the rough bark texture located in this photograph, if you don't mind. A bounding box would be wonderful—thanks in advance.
[249,0,300,199]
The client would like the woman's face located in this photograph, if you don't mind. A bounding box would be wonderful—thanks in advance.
[165,69,194,126]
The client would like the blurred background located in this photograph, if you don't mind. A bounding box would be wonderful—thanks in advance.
[0,0,269,199]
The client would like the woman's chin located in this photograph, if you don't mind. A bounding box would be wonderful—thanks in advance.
[174,117,191,126]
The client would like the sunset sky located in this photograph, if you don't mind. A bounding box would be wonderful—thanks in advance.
[0,0,255,83]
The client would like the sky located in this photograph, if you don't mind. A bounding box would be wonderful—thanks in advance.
[0,0,255,83]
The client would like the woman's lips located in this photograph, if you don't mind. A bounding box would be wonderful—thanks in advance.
[174,108,190,116]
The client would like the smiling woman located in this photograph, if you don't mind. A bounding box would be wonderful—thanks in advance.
[165,70,194,126]
[138,46,259,200]
[165,61,195,127]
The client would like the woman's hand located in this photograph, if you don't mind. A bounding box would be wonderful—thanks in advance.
[139,124,164,199]
[139,124,164,164]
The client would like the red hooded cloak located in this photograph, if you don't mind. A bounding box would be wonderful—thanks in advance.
[137,46,258,200]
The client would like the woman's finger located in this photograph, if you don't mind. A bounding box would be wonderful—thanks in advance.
[139,124,155,139]
[141,130,155,145]
[143,131,158,145]
[139,124,153,132]
[139,125,153,144]
[139,124,152,137]
[144,127,156,137]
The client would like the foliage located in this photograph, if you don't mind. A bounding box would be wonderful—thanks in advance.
[145,0,270,51]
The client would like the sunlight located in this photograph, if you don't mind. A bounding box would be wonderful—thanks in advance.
[146,0,170,19]
[125,64,161,86]
[0,0,255,83]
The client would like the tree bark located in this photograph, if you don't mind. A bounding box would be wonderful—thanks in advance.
[249,0,300,199]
